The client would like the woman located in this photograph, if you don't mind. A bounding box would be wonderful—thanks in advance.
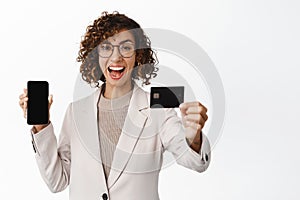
[19,11,211,200]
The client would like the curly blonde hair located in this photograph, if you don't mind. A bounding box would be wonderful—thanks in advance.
[77,11,158,87]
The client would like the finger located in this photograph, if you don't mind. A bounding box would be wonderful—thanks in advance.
[23,97,28,108]
[179,102,191,113]
[19,96,27,104]
[200,112,208,122]
[19,93,28,99]
[185,121,202,131]
[185,114,201,123]
[19,88,28,99]
[186,106,207,114]
[180,101,206,115]
[19,100,23,109]
[19,93,25,99]
[48,94,53,108]
[179,103,187,116]
[19,97,24,106]
[19,97,28,108]
[23,101,27,118]
[180,101,203,109]
[185,106,208,121]
[185,114,206,126]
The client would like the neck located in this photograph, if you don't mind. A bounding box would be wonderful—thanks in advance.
[103,81,133,99]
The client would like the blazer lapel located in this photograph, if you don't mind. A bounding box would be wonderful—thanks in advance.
[107,84,149,189]
[72,88,102,163]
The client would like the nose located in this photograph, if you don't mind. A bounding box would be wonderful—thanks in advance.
[110,46,122,62]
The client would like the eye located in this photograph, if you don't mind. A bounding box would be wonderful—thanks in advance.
[120,43,134,51]
[99,44,112,51]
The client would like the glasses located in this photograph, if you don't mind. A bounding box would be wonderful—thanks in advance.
[98,42,135,58]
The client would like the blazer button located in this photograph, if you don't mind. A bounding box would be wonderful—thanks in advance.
[205,153,209,162]
[102,193,108,200]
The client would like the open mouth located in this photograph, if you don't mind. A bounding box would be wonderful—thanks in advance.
[107,66,126,80]
[108,66,125,73]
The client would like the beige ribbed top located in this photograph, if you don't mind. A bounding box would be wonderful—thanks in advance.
[97,89,133,180]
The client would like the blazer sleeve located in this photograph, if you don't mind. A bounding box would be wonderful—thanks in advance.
[31,103,73,193]
[158,108,211,173]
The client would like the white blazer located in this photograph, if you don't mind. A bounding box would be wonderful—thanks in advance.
[31,83,211,200]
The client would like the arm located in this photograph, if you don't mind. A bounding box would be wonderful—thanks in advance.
[31,104,73,193]
[19,88,71,192]
[159,108,211,173]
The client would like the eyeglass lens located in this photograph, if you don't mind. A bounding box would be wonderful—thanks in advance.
[98,43,135,58]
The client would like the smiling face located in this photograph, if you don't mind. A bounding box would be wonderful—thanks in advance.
[97,30,136,92]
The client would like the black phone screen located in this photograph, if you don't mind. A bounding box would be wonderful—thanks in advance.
[27,81,49,125]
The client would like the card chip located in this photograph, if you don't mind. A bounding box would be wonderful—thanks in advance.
[153,93,160,99]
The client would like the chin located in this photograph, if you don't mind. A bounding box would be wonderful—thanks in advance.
[106,76,132,88]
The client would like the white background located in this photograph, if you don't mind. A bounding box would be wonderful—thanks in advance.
[1,0,299,199]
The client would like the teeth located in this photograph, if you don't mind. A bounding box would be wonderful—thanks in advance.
[109,66,125,71]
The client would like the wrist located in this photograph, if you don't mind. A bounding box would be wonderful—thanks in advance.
[32,122,50,134]
[191,131,202,144]
[188,131,203,152]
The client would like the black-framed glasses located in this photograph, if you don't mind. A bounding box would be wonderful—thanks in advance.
[98,42,135,58]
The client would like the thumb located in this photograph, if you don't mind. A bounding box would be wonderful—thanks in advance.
[48,94,53,109]
[179,103,187,117]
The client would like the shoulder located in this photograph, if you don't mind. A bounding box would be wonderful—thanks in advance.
[132,83,150,100]
[72,85,101,106]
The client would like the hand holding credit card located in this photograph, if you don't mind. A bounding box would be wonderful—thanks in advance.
[150,86,184,108]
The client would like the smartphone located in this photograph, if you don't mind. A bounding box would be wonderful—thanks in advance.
[150,86,184,108]
[27,81,49,125]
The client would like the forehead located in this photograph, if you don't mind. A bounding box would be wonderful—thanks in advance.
[105,30,135,44]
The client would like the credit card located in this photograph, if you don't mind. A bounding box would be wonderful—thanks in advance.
[150,86,184,108]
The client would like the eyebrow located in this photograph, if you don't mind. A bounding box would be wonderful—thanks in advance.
[119,39,134,44]
[101,39,135,45]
